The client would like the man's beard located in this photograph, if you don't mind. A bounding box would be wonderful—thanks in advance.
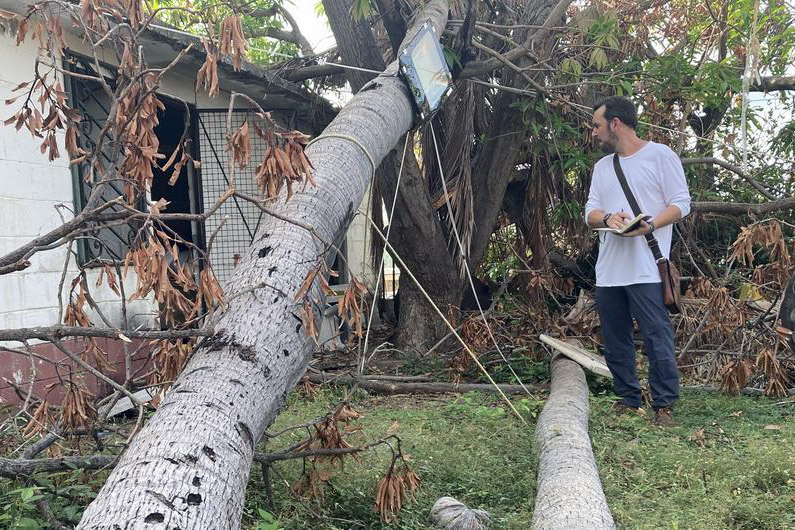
[598,131,619,153]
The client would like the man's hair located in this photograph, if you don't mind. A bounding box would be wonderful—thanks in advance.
[593,96,638,129]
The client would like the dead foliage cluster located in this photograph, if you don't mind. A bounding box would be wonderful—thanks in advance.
[272,401,421,523]
[450,219,794,397]
[293,403,363,468]
[148,338,196,393]
[225,112,315,201]
[374,464,421,523]
[198,13,247,96]
[121,226,224,325]
[295,261,369,346]
[60,379,97,434]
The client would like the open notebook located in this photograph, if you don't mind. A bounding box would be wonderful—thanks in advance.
[595,213,651,234]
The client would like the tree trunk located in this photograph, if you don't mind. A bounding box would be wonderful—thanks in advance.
[395,275,455,352]
[324,0,459,352]
[76,3,450,528]
[532,355,615,530]
[467,0,560,269]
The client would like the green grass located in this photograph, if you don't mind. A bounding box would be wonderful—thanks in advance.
[1,387,792,529]
[592,391,795,530]
[244,390,541,529]
[245,388,795,530]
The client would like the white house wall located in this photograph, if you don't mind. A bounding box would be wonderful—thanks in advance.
[0,28,156,337]
[1,20,371,336]
[346,186,378,290]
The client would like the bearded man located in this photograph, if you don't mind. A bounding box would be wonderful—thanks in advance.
[584,96,691,427]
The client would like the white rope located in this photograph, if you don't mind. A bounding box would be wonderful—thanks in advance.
[363,216,529,425]
[429,123,534,398]
[306,133,376,180]
[323,62,384,75]
[359,135,410,375]
[741,0,761,172]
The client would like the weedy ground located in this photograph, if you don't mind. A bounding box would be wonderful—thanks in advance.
[243,384,795,530]
[0,381,792,529]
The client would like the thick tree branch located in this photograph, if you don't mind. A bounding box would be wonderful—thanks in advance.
[0,326,211,343]
[691,197,795,215]
[275,6,314,56]
[374,0,408,55]
[681,157,776,200]
[248,6,313,55]
[1,441,399,479]
[0,199,122,275]
[0,455,117,479]
[248,17,313,55]
[279,62,345,82]
[460,0,573,78]
[304,373,537,394]
[752,75,795,92]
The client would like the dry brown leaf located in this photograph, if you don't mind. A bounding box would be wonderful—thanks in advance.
[689,428,707,448]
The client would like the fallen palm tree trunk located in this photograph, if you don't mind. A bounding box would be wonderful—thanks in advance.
[305,373,537,395]
[532,355,615,530]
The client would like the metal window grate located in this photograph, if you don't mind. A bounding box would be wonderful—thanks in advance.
[66,54,141,265]
[197,110,269,288]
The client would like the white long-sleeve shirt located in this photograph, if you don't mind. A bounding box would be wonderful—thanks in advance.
[585,142,691,287]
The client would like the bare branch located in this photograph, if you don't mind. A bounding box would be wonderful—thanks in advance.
[460,0,574,78]
[681,157,777,200]
[247,5,313,55]
[0,198,123,276]
[0,454,116,479]
[691,197,795,215]
[278,63,344,82]
[751,75,795,92]
[303,372,538,394]
[0,326,211,343]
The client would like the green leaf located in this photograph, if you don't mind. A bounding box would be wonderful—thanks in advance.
[561,58,582,79]
[16,518,41,530]
[350,0,373,21]
[258,508,275,522]
[589,48,608,70]
[19,488,35,502]
[443,47,462,71]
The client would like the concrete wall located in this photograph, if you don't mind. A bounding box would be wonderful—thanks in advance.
[0,21,371,336]
[0,29,158,337]
[346,186,379,290]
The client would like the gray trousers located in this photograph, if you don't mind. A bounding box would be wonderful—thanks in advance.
[595,282,679,409]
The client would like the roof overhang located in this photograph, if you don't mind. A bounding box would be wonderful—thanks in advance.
[0,0,337,132]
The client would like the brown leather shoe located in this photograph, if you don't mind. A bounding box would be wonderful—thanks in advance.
[612,402,645,416]
[653,407,675,427]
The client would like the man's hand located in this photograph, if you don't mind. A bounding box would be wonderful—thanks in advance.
[606,211,632,230]
[619,220,652,237]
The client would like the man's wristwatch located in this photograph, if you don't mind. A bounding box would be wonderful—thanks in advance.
[648,220,656,233]
[602,213,612,227]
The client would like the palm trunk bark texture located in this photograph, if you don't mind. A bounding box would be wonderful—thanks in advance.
[532,355,615,530]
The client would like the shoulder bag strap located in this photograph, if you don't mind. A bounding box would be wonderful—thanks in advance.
[612,154,664,262]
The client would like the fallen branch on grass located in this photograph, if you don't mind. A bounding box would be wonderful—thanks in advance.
[0,455,117,479]
[2,441,392,479]
[682,384,795,397]
[304,373,538,395]
[532,355,615,529]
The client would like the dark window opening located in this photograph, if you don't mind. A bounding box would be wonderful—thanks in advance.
[150,96,202,265]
